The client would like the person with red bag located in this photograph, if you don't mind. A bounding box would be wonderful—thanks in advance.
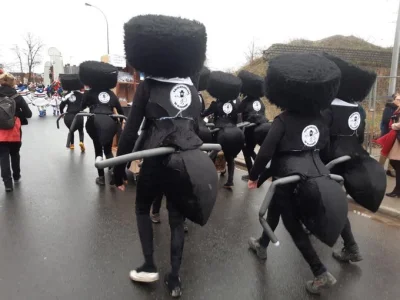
[0,73,32,192]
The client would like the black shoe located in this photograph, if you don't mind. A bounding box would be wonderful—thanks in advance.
[386,170,396,178]
[5,180,13,192]
[129,263,159,283]
[96,176,106,186]
[333,244,363,263]
[13,176,21,183]
[223,182,234,189]
[183,220,188,233]
[164,273,182,298]
[386,191,400,198]
[241,174,250,181]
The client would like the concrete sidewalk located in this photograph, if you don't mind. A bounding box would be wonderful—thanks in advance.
[235,148,400,219]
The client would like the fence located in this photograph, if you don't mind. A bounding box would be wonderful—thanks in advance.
[363,76,400,157]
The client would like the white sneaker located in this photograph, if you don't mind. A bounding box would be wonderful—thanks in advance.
[129,269,159,283]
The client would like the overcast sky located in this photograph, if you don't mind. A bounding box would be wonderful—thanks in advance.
[0,0,399,73]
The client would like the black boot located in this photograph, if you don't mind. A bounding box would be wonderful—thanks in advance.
[333,244,363,263]
[164,273,182,298]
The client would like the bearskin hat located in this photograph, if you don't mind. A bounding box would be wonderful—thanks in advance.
[207,71,242,101]
[79,61,118,90]
[265,53,341,113]
[191,66,210,91]
[238,70,265,98]
[323,53,376,102]
[60,74,83,91]
[124,14,207,78]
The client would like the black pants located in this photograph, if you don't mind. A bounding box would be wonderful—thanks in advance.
[70,129,84,145]
[152,193,163,214]
[86,119,114,177]
[242,143,257,173]
[258,186,327,277]
[136,156,185,277]
[390,160,400,193]
[340,218,357,248]
[0,143,21,186]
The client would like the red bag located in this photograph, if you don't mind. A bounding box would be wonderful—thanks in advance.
[0,117,21,142]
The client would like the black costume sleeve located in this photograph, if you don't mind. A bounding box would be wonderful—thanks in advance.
[81,92,89,110]
[201,101,217,118]
[60,101,67,114]
[113,81,150,186]
[249,117,285,181]
[321,108,333,127]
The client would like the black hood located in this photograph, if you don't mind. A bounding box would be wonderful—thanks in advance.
[385,102,398,110]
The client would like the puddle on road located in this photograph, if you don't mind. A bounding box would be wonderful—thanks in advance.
[348,202,400,227]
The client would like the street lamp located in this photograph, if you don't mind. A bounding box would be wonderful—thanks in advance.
[85,3,110,54]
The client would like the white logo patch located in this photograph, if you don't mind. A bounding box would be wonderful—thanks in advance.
[170,84,192,111]
[223,103,233,115]
[69,95,76,102]
[348,112,361,131]
[302,125,320,147]
[98,92,110,104]
[253,101,261,112]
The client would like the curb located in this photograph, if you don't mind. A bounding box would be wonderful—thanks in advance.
[235,158,400,220]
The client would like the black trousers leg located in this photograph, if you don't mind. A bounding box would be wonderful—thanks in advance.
[390,160,400,192]
[0,144,12,186]
[341,218,357,248]
[166,192,185,278]
[226,155,235,184]
[79,129,84,143]
[70,132,75,145]
[92,139,104,177]
[103,142,113,160]
[242,145,254,173]
[281,209,327,277]
[259,195,281,248]
[152,193,163,214]
[135,159,163,267]
[9,143,21,180]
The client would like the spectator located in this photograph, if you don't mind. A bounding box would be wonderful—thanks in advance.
[0,73,32,192]
[386,119,400,197]
[379,93,400,177]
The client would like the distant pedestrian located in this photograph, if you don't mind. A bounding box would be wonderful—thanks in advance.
[0,73,32,192]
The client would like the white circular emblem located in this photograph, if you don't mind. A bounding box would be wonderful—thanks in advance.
[302,125,320,147]
[98,92,110,104]
[348,112,361,131]
[223,103,233,115]
[170,84,192,110]
[253,101,261,112]
[69,95,76,102]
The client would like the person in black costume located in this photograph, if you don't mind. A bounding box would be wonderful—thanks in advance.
[247,53,348,294]
[321,54,383,264]
[113,15,216,298]
[79,61,124,186]
[59,74,85,152]
[202,71,244,188]
[237,70,270,181]
[191,66,212,143]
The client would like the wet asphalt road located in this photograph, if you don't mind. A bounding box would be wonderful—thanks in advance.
[0,111,399,300]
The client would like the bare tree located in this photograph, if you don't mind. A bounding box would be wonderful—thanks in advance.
[23,33,44,83]
[11,45,24,74]
[244,39,262,65]
[11,33,44,83]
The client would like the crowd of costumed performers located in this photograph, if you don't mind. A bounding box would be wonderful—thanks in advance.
[46,13,388,298]
[59,74,86,152]
[202,71,244,188]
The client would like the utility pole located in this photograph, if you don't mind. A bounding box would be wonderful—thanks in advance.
[85,3,110,54]
[388,0,400,96]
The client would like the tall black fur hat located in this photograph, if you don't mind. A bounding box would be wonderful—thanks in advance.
[207,71,242,101]
[238,70,265,98]
[190,66,210,91]
[323,53,376,102]
[79,61,118,90]
[265,53,341,113]
[60,74,83,91]
[124,14,207,78]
